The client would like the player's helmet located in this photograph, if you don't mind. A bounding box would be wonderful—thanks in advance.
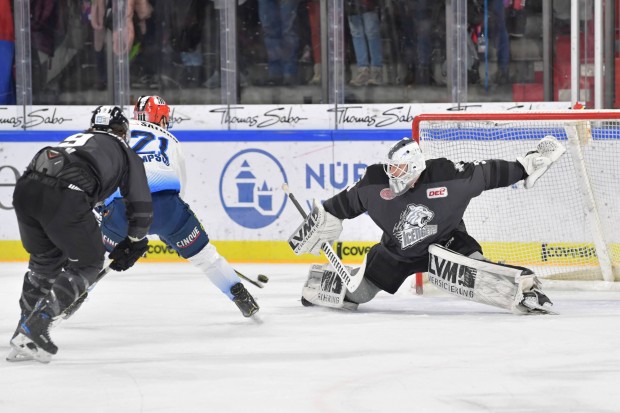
[382,138,427,196]
[133,95,170,129]
[90,106,129,141]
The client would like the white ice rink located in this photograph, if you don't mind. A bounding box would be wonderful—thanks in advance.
[1,262,620,413]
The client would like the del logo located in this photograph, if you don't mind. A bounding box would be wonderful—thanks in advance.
[219,149,288,229]
[427,187,447,198]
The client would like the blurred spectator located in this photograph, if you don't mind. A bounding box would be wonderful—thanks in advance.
[257,0,301,86]
[489,0,510,84]
[30,0,59,94]
[305,0,321,85]
[204,0,250,89]
[506,0,527,38]
[0,0,15,104]
[89,0,108,89]
[392,0,433,86]
[346,0,383,87]
[91,0,152,89]
[30,0,92,101]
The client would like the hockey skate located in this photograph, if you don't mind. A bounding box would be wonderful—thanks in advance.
[519,288,558,315]
[10,310,58,364]
[231,283,259,317]
[6,311,35,362]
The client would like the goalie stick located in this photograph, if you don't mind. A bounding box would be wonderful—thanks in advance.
[282,183,362,292]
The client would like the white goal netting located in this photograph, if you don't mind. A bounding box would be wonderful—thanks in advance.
[413,111,620,283]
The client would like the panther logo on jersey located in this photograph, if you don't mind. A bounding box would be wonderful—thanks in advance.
[393,203,438,249]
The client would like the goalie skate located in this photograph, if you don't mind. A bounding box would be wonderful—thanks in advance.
[518,289,558,315]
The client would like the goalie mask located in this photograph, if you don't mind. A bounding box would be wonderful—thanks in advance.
[90,106,129,142]
[382,138,426,196]
[134,95,171,129]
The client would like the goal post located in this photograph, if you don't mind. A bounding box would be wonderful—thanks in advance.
[411,111,620,290]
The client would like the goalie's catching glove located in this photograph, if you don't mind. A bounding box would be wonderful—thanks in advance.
[517,135,566,189]
[109,237,148,271]
[288,199,343,256]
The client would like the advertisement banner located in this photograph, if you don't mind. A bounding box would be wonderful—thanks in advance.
[0,102,570,132]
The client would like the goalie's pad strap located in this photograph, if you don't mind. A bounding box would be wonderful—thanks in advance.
[428,244,522,312]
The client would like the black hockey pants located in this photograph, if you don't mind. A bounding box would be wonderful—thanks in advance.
[13,173,105,316]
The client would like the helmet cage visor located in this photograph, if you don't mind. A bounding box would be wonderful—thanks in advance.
[382,139,426,196]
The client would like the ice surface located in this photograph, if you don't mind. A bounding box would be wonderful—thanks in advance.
[1,262,619,413]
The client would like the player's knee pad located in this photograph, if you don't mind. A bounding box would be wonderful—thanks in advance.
[20,271,57,312]
[302,263,358,310]
[48,265,100,316]
[164,213,209,259]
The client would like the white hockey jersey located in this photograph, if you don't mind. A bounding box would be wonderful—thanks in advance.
[106,119,186,202]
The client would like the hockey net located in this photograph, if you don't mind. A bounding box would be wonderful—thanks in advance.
[412,111,620,287]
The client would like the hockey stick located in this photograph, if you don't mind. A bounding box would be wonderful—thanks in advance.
[60,265,111,320]
[282,183,362,292]
[235,269,269,289]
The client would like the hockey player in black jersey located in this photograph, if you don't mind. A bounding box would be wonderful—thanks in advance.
[288,136,564,314]
[8,106,153,363]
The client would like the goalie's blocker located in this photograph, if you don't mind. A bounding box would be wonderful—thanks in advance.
[288,199,343,256]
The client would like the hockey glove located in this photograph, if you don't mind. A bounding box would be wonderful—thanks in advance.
[288,199,343,256]
[109,237,148,271]
[517,135,566,189]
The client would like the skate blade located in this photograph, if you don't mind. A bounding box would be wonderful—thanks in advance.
[10,334,53,364]
[6,347,34,362]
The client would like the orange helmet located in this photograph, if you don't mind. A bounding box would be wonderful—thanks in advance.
[133,96,170,129]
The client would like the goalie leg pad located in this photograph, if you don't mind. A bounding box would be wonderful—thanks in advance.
[428,244,555,315]
[302,264,358,310]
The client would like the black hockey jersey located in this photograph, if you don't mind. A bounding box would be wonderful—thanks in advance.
[30,130,153,240]
[323,158,526,260]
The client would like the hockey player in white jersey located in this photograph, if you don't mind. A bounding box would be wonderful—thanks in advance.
[100,96,259,317]
[288,136,564,315]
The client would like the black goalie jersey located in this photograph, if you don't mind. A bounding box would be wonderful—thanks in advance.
[323,158,527,262]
